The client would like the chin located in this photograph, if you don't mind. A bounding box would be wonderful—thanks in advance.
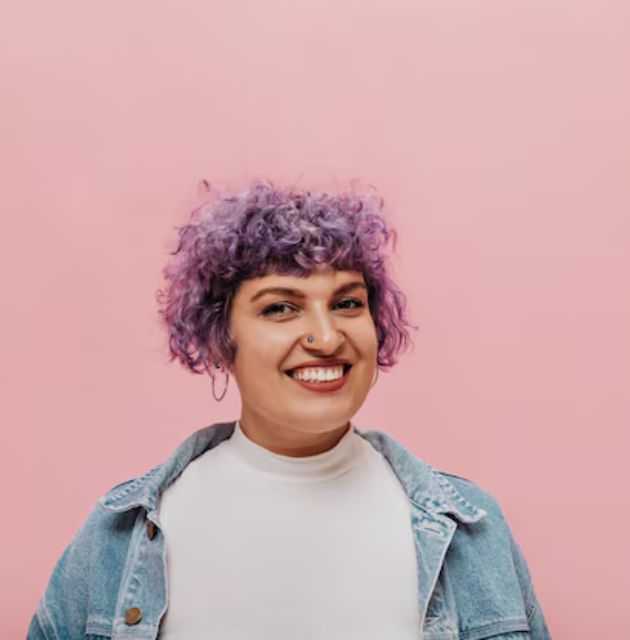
[282,411,353,432]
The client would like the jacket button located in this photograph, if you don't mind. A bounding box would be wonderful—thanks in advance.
[124,607,142,625]
[146,520,157,540]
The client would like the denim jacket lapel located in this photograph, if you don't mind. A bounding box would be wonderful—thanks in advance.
[99,421,237,516]
[354,429,487,635]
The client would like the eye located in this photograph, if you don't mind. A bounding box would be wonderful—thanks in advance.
[260,302,298,317]
[335,298,365,310]
[260,298,365,318]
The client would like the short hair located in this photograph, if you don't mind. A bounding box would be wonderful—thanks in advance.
[155,179,418,376]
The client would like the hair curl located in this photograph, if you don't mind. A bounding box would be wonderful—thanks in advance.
[155,178,418,377]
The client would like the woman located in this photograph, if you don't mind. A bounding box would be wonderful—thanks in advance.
[27,179,551,639]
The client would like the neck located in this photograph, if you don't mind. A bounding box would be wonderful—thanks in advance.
[237,407,352,457]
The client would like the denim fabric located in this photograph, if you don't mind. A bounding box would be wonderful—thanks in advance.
[27,421,551,640]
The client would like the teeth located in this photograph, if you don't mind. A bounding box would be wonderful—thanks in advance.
[291,366,345,382]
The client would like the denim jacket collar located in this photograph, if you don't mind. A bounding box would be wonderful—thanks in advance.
[99,420,486,525]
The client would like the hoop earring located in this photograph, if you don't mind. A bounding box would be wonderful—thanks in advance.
[371,367,379,388]
[210,363,229,401]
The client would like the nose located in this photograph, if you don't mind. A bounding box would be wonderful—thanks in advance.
[301,310,345,353]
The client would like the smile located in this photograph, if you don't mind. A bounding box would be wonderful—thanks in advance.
[284,364,352,393]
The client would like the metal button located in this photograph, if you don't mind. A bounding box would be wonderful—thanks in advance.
[124,607,142,625]
[146,520,156,540]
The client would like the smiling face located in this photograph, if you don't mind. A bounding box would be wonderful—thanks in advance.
[226,264,379,456]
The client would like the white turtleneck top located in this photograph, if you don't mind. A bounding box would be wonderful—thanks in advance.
[157,420,421,639]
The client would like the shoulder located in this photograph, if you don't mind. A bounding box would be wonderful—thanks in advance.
[430,470,542,630]
[357,427,505,526]
[433,467,516,547]
[99,421,236,512]
[46,467,163,586]
[435,470,548,633]
[436,469,507,519]
[99,463,163,505]
[33,493,140,640]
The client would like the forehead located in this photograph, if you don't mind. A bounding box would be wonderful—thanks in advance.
[236,266,365,298]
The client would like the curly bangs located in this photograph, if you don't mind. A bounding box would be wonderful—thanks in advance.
[155,179,418,377]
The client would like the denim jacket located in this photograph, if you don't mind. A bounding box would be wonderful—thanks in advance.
[27,421,551,640]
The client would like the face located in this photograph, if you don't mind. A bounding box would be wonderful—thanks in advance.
[227,265,379,456]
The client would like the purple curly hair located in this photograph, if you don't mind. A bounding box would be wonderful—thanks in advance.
[155,179,418,377]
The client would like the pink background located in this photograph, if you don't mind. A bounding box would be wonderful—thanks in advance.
[2,1,629,638]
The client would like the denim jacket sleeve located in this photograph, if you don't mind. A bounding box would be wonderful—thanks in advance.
[508,525,552,640]
[25,504,102,640]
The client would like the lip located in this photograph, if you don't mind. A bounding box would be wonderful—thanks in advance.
[284,358,352,372]
[284,364,352,393]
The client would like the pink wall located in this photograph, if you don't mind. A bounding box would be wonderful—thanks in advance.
[2,1,629,638]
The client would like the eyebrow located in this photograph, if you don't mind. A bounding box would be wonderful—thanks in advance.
[249,281,367,303]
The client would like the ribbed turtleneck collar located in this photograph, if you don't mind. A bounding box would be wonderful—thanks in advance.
[223,419,362,482]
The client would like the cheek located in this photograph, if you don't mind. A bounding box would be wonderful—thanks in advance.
[233,326,294,370]
[354,319,379,354]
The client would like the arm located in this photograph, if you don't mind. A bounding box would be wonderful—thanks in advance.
[25,505,100,640]
[25,614,48,640]
[509,533,552,640]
